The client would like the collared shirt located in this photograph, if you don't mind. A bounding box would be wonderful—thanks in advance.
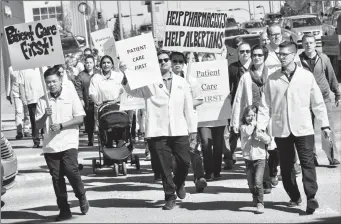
[301,51,318,71]
[89,70,124,105]
[282,63,297,82]
[35,87,85,153]
[17,68,45,104]
[162,71,173,93]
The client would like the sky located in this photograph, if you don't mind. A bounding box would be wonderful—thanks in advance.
[96,1,283,32]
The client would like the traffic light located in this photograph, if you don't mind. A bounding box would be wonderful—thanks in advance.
[97,12,102,19]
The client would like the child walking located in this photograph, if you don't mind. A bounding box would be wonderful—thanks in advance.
[240,105,271,214]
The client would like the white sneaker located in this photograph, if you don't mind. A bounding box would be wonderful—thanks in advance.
[255,203,264,214]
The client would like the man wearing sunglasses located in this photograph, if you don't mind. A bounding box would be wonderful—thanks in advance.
[227,42,252,169]
[170,51,208,193]
[257,41,330,215]
[120,51,197,210]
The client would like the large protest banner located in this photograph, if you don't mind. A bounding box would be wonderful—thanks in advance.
[162,9,228,53]
[4,18,64,70]
[115,32,162,90]
[91,28,114,56]
[190,60,231,123]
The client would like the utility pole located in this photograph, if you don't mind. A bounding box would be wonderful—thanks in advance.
[151,1,156,38]
[129,0,133,36]
[93,0,98,30]
[269,0,272,13]
[117,0,123,40]
[248,0,252,19]
[0,0,5,133]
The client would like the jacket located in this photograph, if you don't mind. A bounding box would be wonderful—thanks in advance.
[299,51,341,102]
[75,68,101,109]
[123,73,197,138]
[228,61,251,104]
[240,123,268,160]
[257,65,329,137]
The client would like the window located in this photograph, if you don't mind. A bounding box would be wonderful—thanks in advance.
[292,17,322,28]
[32,6,62,22]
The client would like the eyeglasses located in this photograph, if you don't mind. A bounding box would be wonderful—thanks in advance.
[277,52,295,58]
[172,60,184,64]
[239,50,251,54]
[270,33,281,37]
[252,54,264,58]
[158,58,170,63]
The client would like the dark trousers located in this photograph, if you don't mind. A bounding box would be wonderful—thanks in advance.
[84,103,95,143]
[147,136,191,201]
[245,159,266,204]
[199,126,224,176]
[28,103,41,145]
[146,139,162,177]
[263,158,272,189]
[228,128,240,157]
[44,148,86,208]
[189,146,205,182]
[275,134,317,201]
[268,149,280,178]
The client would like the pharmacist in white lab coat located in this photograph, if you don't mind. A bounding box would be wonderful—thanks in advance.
[120,50,197,211]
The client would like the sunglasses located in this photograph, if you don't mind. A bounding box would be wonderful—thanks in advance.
[277,52,295,58]
[239,50,251,54]
[158,58,170,63]
[252,54,264,58]
[172,60,184,64]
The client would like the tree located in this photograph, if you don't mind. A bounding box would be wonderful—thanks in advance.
[113,17,121,41]
[60,8,72,32]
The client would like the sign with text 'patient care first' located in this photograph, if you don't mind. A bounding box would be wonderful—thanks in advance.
[162,9,228,53]
[4,19,64,70]
[190,60,231,123]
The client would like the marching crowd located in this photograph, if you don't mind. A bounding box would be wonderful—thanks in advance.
[5,23,341,221]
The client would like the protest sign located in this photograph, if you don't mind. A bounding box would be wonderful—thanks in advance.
[103,37,120,72]
[4,18,64,70]
[91,28,114,56]
[115,32,162,90]
[190,60,231,123]
[119,91,145,111]
[162,9,228,53]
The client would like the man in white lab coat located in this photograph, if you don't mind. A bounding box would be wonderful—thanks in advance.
[121,50,197,210]
[257,41,330,214]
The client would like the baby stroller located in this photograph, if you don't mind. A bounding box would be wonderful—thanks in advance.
[91,100,140,176]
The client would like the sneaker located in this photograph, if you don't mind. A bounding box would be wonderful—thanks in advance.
[223,159,233,170]
[176,185,186,199]
[294,163,301,176]
[145,154,151,161]
[195,178,207,193]
[329,159,340,166]
[270,176,278,187]
[314,157,319,166]
[255,203,264,214]
[204,173,213,181]
[15,133,23,140]
[55,208,72,221]
[306,198,319,214]
[162,199,176,210]
[287,198,302,207]
[33,143,41,148]
[79,194,90,215]
[264,188,272,194]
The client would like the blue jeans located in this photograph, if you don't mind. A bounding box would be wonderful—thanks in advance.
[245,159,266,204]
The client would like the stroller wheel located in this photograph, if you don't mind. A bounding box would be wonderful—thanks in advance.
[134,155,140,170]
[122,162,127,176]
[113,163,119,177]
[92,159,96,174]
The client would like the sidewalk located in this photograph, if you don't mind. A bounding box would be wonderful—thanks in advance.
[1,93,16,131]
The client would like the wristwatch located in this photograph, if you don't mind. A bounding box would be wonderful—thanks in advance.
[59,123,64,130]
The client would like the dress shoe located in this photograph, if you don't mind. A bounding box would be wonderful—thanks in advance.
[329,159,340,166]
[33,143,40,148]
[154,174,162,183]
[176,185,186,199]
[55,208,72,221]
[306,198,319,214]
[162,199,176,210]
[204,173,213,181]
[213,173,222,180]
[88,142,93,146]
[195,178,207,193]
[79,194,90,215]
[287,198,302,207]
[263,188,272,194]
[15,133,23,140]
[223,159,233,170]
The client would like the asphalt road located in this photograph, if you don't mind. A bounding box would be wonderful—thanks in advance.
[1,95,340,223]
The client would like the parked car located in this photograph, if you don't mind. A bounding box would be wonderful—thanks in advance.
[282,15,323,46]
[60,32,86,56]
[322,11,341,36]
[264,13,283,26]
[241,20,267,34]
[224,28,260,64]
[1,133,18,196]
